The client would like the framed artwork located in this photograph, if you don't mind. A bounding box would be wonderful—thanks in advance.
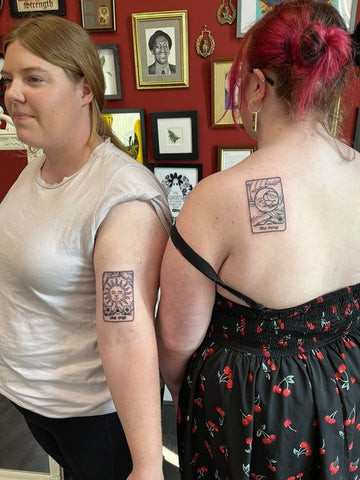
[0,55,3,97]
[218,145,255,170]
[9,0,66,17]
[153,164,202,219]
[151,110,198,160]
[236,0,358,37]
[103,109,147,163]
[212,58,240,128]
[95,44,122,100]
[355,109,360,153]
[132,10,189,89]
[80,0,116,31]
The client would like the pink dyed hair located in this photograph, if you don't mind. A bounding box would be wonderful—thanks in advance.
[228,0,353,129]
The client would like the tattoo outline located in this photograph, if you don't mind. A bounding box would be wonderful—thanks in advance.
[246,177,286,234]
[102,271,134,322]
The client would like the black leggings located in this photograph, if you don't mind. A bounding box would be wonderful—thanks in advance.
[13,403,132,480]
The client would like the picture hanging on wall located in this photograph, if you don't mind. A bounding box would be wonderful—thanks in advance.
[212,57,241,128]
[95,44,122,100]
[152,164,202,220]
[132,10,189,89]
[236,0,358,37]
[151,110,198,160]
[103,109,147,163]
[355,108,360,153]
[80,0,116,31]
[217,145,255,170]
[0,55,3,97]
[9,0,66,17]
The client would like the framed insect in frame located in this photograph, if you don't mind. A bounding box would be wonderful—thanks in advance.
[95,44,122,100]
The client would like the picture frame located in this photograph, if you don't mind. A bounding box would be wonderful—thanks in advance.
[212,58,240,128]
[151,110,198,160]
[103,109,147,163]
[0,55,4,97]
[355,108,360,153]
[132,10,189,90]
[218,145,255,170]
[95,44,122,100]
[80,0,116,32]
[9,0,66,17]
[152,164,202,219]
[236,0,358,37]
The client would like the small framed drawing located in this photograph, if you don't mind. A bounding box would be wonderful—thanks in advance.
[132,10,189,89]
[9,0,66,17]
[212,58,240,128]
[153,164,202,219]
[355,109,360,153]
[236,0,358,37]
[80,0,116,32]
[95,44,122,100]
[151,111,198,160]
[0,55,3,97]
[103,109,147,163]
[218,145,255,170]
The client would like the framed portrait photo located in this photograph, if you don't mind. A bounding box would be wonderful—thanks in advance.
[95,44,122,100]
[103,109,147,163]
[212,58,241,128]
[132,10,189,89]
[151,110,198,160]
[9,0,65,17]
[80,0,116,32]
[218,145,255,171]
[153,164,202,219]
[236,0,358,37]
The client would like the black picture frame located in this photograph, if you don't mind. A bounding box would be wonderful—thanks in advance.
[95,44,122,100]
[150,110,198,160]
[102,108,147,162]
[80,0,116,32]
[9,0,66,17]
[152,163,202,219]
[355,109,360,153]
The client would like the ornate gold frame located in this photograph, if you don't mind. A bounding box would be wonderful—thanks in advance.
[131,10,189,90]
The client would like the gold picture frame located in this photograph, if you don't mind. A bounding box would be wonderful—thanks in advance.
[212,57,241,128]
[80,0,116,32]
[131,10,189,90]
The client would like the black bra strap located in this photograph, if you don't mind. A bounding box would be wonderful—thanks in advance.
[170,224,264,310]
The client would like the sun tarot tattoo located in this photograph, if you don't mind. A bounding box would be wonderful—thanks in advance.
[102,271,134,322]
[246,177,286,234]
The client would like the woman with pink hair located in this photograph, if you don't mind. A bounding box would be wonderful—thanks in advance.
[157,1,360,478]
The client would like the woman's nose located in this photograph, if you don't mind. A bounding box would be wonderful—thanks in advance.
[5,79,25,103]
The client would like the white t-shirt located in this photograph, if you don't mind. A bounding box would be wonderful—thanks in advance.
[0,139,172,418]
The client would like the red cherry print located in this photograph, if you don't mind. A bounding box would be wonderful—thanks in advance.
[268,464,277,472]
[348,442,353,450]
[273,385,282,394]
[227,379,233,389]
[300,441,310,449]
[320,448,325,455]
[316,351,324,360]
[350,462,358,472]
[356,423,360,431]
[283,388,291,397]
[284,419,292,427]
[248,372,253,382]
[329,460,340,475]
[338,364,346,373]
[216,406,225,417]
[254,405,261,413]
[269,434,276,441]
[245,437,252,444]
[340,353,346,360]
[223,366,232,375]
[351,377,356,384]
[262,438,272,444]
[344,419,351,427]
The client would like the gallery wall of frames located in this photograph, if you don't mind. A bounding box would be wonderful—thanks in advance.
[1,0,360,209]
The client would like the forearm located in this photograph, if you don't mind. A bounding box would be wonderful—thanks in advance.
[98,329,163,473]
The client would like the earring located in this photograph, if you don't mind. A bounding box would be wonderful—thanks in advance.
[248,99,262,132]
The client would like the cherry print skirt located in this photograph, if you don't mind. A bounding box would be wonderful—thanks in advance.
[177,289,360,480]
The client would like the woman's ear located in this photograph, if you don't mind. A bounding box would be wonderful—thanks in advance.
[251,68,266,102]
[78,77,94,105]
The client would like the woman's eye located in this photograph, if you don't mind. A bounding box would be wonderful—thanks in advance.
[27,76,43,84]
[2,77,12,86]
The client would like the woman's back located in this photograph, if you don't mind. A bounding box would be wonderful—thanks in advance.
[184,126,360,309]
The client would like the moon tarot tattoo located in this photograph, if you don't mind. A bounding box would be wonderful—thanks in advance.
[102,271,134,322]
[246,177,286,233]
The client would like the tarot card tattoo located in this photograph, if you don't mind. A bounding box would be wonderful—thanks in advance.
[102,271,134,322]
[246,177,286,233]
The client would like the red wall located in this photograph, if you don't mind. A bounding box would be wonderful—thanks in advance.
[1,0,359,200]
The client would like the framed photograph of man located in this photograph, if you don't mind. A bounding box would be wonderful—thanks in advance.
[9,0,66,17]
[80,0,116,32]
[132,10,189,89]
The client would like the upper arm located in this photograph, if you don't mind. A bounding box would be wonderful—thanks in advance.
[158,178,228,354]
[94,200,168,341]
